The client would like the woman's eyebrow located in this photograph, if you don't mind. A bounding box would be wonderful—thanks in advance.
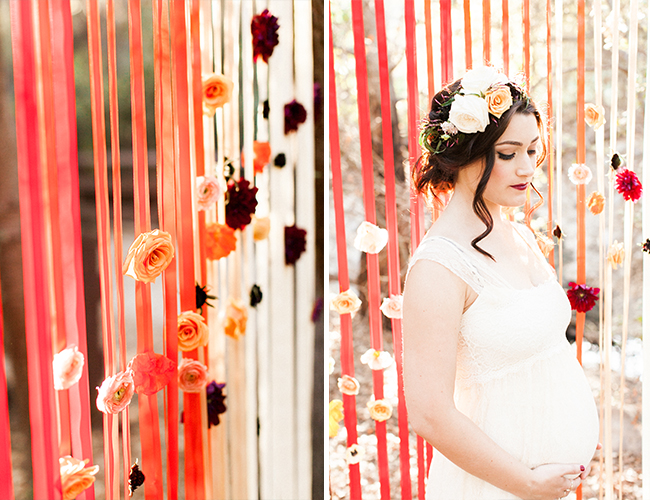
[495,136,540,147]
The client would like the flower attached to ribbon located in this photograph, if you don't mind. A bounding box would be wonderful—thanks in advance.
[128,459,145,496]
[96,370,135,414]
[196,175,222,211]
[330,289,362,315]
[127,351,176,396]
[251,9,280,63]
[253,141,272,175]
[615,168,643,202]
[379,294,403,319]
[251,215,271,241]
[337,374,360,396]
[52,345,84,391]
[205,222,237,260]
[222,297,248,339]
[202,73,233,117]
[123,229,174,284]
[584,103,606,129]
[206,381,227,427]
[568,163,593,185]
[177,310,209,352]
[59,455,99,500]
[285,224,307,265]
[643,239,650,254]
[226,178,259,230]
[354,221,388,254]
[367,398,393,422]
[196,283,216,313]
[274,153,287,167]
[329,357,336,375]
[284,100,308,134]
[346,444,364,465]
[552,224,563,240]
[535,233,555,258]
[586,191,605,215]
[360,348,394,371]
[249,284,263,307]
[329,399,344,437]
[607,241,625,270]
[566,282,600,313]
[177,358,209,393]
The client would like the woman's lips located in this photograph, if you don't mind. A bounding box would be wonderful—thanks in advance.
[510,183,528,191]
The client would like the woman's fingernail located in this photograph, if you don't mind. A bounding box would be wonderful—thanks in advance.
[580,465,585,472]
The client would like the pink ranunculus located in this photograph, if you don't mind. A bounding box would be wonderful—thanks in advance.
[127,351,177,396]
[60,455,99,500]
[196,176,222,211]
[177,358,209,393]
[52,345,85,390]
[96,370,135,414]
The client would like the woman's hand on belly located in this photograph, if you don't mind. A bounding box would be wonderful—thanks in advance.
[527,463,587,500]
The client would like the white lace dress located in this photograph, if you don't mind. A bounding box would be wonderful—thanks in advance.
[407,227,599,500]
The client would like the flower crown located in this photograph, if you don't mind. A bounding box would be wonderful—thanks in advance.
[419,66,530,156]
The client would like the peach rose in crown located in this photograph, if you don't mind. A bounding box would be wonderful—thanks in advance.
[337,374,360,396]
[203,73,234,117]
[123,229,174,284]
[52,345,85,390]
[59,455,99,500]
[177,311,209,352]
[379,294,403,319]
[96,370,135,414]
[177,358,209,393]
[330,289,362,315]
[196,176,222,211]
[354,221,388,254]
[367,398,393,422]
[484,85,513,118]
[584,103,605,129]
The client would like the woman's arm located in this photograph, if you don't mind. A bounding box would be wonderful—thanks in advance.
[402,260,585,500]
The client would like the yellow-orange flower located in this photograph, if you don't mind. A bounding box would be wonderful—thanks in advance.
[205,222,237,260]
[60,456,99,500]
[485,85,513,118]
[587,191,605,215]
[223,298,247,339]
[584,103,605,129]
[367,398,392,422]
[535,233,555,258]
[253,141,272,174]
[177,311,209,352]
[123,229,175,284]
[203,74,234,117]
[607,240,625,269]
[329,399,344,437]
[330,289,362,315]
[252,215,271,241]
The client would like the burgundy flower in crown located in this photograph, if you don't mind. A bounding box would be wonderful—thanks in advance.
[284,100,307,134]
[615,168,643,202]
[225,178,258,230]
[251,9,279,63]
[285,224,307,265]
[566,282,600,313]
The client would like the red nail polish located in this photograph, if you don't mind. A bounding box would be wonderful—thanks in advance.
[580,465,585,472]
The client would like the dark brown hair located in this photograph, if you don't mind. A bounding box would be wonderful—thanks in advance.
[413,78,547,259]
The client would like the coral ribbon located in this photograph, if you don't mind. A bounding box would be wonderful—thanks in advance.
[329,12,362,499]
[439,0,453,85]
[523,0,530,89]
[424,0,435,100]
[502,0,509,75]
[463,0,472,69]
[545,0,554,267]
[482,0,490,64]
[0,270,14,499]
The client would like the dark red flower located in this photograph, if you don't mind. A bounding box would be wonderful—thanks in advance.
[284,100,307,134]
[251,9,279,63]
[249,284,263,307]
[285,224,307,265]
[643,239,650,254]
[615,168,643,202]
[206,381,227,428]
[225,178,258,230]
[566,282,600,313]
[129,460,145,495]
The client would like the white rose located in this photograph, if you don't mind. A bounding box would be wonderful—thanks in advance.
[353,221,388,254]
[460,66,508,95]
[449,94,490,134]
[380,295,403,319]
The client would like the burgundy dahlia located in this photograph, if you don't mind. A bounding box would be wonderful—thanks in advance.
[284,224,307,265]
[251,9,280,63]
[284,100,307,135]
[206,381,227,428]
[225,178,258,230]
[615,168,643,202]
[566,282,600,313]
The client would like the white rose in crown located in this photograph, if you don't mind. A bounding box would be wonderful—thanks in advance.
[460,66,508,95]
[449,94,490,134]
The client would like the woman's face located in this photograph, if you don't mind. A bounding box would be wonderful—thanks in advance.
[464,112,540,208]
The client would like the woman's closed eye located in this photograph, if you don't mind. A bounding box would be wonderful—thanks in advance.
[497,152,516,160]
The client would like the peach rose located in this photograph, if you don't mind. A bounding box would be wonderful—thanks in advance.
[177,311,209,352]
[535,233,555,258]
[123,229,174,284]
[196,176,222,211]
[587,191,605,215]
[59,455,99,500]
[96,370,135,414]
[568,164,592,185]
[367,398,392,422]
[484,85,513,118]
[127,351,176,395]
[52,345,84,390]
[584,103,605,129]
[379,294,403,319]
[205,222,237,260]
[203,74,234,117]
[330,289,362,315]
[337,374,360,396]
[223,298,248,339]
[177,358,209,393]
[329,399,344,437]
[346,444,364,465]
[360,348,393,370]
[607,240,625,269]
[252,215,271,241]
[354,221,388,254]
[253,141,272,174]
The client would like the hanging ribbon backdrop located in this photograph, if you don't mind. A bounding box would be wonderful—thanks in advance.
[329,0,647,499]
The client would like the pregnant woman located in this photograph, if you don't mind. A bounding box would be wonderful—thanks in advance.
[402,66,599,500]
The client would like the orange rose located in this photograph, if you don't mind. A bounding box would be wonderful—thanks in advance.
[223,298,247,339]
[485,85,513,118]
[60,456,99,500]
[123,229,175,284]
[584,103,605,129]
[205,222,237,260]
[252,215,271,241]
[367,398,392,422]
[337,374,360,396]
[177,311,209,352]
[535,233,555,258]
[587,191,605,215]
[607,240,625,269]
[203,74,234,117]
[330,289,362,315]
[253,141,272,174]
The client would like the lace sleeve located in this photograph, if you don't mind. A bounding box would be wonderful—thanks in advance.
[406,237,487,294]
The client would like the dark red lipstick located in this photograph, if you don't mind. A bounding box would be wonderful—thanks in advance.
[510,183,528,191]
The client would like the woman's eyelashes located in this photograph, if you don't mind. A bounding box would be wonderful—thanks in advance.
[496,150,538,160]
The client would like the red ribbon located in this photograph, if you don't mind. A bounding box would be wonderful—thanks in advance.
[424,0,435,100]
[502,0,509,74]
[0,270,14,499]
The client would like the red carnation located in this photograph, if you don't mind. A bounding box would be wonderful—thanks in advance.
[615,168,643,202]
[127,352,176,395]
[225,178,258,230]
[284,100,307,135]
[251,9,279,63]
[566,282,600,313]
[285,224,307,265]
